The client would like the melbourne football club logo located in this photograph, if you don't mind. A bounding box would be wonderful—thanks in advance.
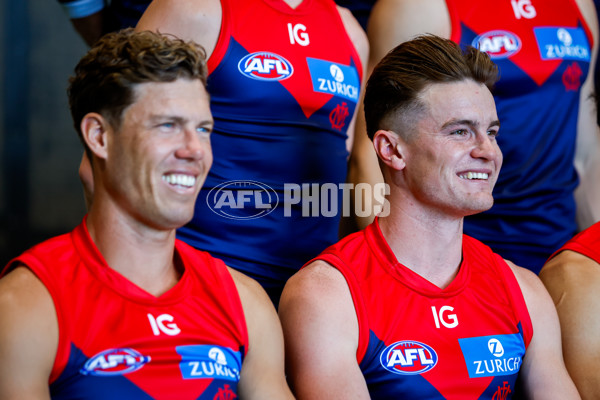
[472,30,522,59]
[238,52,293,81]
[380,340,438,375]
[80,348,151,376]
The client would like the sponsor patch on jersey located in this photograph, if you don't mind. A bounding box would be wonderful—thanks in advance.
[379,340,438,375]
[458,334,525,378]
[306,58,359,102]
[534,27,590,61]
[206,180,279,220]
[80,348,151,376]
[472,30,522,59]
[176,345,242,381]
[237,52,293,81]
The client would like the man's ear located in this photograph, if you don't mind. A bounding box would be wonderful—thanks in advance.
[373,130,406,171]
[80,112,110,160]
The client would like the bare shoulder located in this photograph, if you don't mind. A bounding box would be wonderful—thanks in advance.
[540,251,600,299]
[279,262,368,398]
[136,0,222,57]
[336,5,369,65]
[368,0,450,67]
[227,267,270,305]
[279,259,357,346]
[0,266,57,398]
[281,260,352,307]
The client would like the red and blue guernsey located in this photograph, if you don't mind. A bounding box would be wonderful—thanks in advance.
[1,219,249,400]
[445,0,594,273]
[312,219,534,399]
[549,220,600,263]
[177,0,363,300]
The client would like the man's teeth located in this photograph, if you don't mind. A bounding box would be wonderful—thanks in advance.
[162,174,196,188]
[459,172,489,180]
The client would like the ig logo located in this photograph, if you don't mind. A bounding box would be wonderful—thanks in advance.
[288,23,310,46]
[511,0,536,19]
[148,313,181,336]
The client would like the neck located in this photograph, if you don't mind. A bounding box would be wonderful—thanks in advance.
[378,193,464,289]
[86,202,180,297]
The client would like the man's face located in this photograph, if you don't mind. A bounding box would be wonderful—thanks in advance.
[401,79,502,218]
[105,78,213,229]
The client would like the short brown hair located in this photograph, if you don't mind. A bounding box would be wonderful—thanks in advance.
[364,34,499,140]
[68,28,208,150]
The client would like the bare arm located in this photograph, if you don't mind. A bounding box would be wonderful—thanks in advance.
[574,0,600,230]
[228,268,294,400]
[69,10,108,47]
[0,267,57,400]
[278,261,370,399]
[135,0,222,59]
[507,261,581,399]
[540,251,600,400]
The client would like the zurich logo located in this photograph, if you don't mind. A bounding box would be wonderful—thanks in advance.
[488,338,505,357]
[238,52,293,81]
[472,30,522,59]
[207,180,279,220]
[80,348,151,376]
[380,340,438,375]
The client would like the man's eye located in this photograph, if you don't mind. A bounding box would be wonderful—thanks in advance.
[161,123,175,129]
[452,129,468,136]
[196,126,211,134]
[488,130,499,138]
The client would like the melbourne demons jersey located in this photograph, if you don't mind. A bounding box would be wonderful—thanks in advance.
[313,219,533,399]
[2,220,248,399]
[177,0,363,296]
[550,220,600,262]
[445,0,594,272]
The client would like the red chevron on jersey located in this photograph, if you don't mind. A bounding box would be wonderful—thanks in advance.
[2,218,249,399]
[448,0,592,86]
[209,0,362,119]
[309,219,534,399]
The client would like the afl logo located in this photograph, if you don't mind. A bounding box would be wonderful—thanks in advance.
[80,348,151,376]
[472,30,522,59]
[380,340,438,375]
[207,180,279,220]
[238,52,294,81]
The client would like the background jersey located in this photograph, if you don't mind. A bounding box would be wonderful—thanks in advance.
[446,0,593,272]
[550,220,600,262]
[177,0,363,301]
[313,219,533,399]
[2,220,248,400]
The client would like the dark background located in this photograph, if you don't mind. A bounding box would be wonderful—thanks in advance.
[1,0,88,266]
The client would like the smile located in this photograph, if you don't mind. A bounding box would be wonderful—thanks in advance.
[162,174,196,188]
[459,172,489,180]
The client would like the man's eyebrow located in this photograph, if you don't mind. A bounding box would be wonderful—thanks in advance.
[441,119,501,129]
[148,115,213,126]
